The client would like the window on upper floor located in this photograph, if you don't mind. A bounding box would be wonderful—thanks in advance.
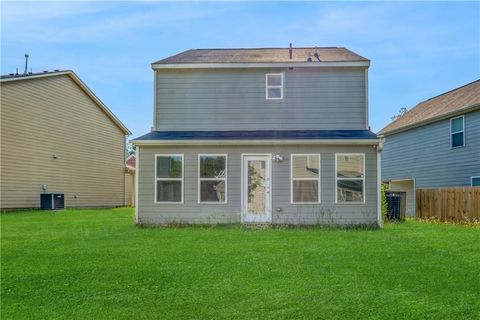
[266,73,283,100]
[450,116,465,148]
[472,177,480,187]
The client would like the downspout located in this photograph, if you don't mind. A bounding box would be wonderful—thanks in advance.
[152,70,157,131]
[134,146,140,224]
[376,139,384,227]
[123,135,127,207]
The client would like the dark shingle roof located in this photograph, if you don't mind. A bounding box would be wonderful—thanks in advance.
[153,47,369,64]
[132,130,378,141]
[379,80,480,135]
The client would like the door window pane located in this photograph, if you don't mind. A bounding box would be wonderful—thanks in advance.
[248,160,266,214]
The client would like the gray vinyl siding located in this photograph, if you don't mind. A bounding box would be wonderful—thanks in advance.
[137,144,378,225]
[155,67,367,131]
[382,110,480,188]
[0,75,127,209]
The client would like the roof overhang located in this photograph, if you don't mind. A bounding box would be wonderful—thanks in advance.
[1,70,131,135]
[132,139,380,146]
[379,103,480,137]
[152,61,370,70]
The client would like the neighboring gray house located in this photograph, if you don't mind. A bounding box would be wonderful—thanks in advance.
[132,47,381,226]
[379,80,480,216]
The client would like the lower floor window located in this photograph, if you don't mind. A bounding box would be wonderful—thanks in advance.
[156,154,183,203]
[336,154,365,203]
[199,155,227,203]
[291,154,320,203]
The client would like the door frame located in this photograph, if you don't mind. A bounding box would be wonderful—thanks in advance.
[240,153,272,224]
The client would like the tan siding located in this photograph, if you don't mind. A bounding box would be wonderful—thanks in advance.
[124,171,135,207]
[389,180,415,216]
[1,75,126,209]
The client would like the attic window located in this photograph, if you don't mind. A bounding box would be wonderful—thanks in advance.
[266,73,283,100]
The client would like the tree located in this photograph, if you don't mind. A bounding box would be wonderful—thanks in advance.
[391,107,408,121]
[127,143,136,155]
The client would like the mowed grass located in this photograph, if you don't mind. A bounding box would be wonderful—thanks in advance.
[1,208,479,319]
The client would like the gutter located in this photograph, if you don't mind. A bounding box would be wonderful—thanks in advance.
[131,139,381,146]
[152,61,370,69]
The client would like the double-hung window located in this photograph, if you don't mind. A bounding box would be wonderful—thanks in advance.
[266,73,283,100]
[198,154,227,203]
[450,116,465,148]
[155,154,183,203]
[291,154,320,203]
[336,154,365,203]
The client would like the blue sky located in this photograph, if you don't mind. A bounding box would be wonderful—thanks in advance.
[1,1,479,138]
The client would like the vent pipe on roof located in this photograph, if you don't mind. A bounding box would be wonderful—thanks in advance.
[313,47,321,62]
[23,54,29,75]
[289,43,292,60]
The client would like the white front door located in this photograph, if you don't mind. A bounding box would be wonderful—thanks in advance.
[242,155,272,223]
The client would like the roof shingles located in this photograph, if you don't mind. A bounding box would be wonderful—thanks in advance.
[153,47,369,64]
[379,80,480,135]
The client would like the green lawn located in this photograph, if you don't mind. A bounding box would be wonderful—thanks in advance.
[1,208,479,319]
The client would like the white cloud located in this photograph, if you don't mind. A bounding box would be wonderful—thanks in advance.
[1,2,220,44]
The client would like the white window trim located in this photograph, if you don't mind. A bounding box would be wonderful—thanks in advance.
[154,154,184,204]
[265,73,284,100]
[290,154,321,204]
[335,153,366,204]
[197,154,228,204]
[471,176,480,187]
[450,115,465,148]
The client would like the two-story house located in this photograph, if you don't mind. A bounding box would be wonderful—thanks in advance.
[380,80,480,216]
[132,47,381,226]
[1,70,131,210]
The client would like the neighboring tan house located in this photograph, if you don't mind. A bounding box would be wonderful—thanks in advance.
[125,154,136,207]
[379,80,480,216]
[0,70,131,210]
[132,46,382,226]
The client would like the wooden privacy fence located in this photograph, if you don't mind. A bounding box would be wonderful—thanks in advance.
[416,187,480,221]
